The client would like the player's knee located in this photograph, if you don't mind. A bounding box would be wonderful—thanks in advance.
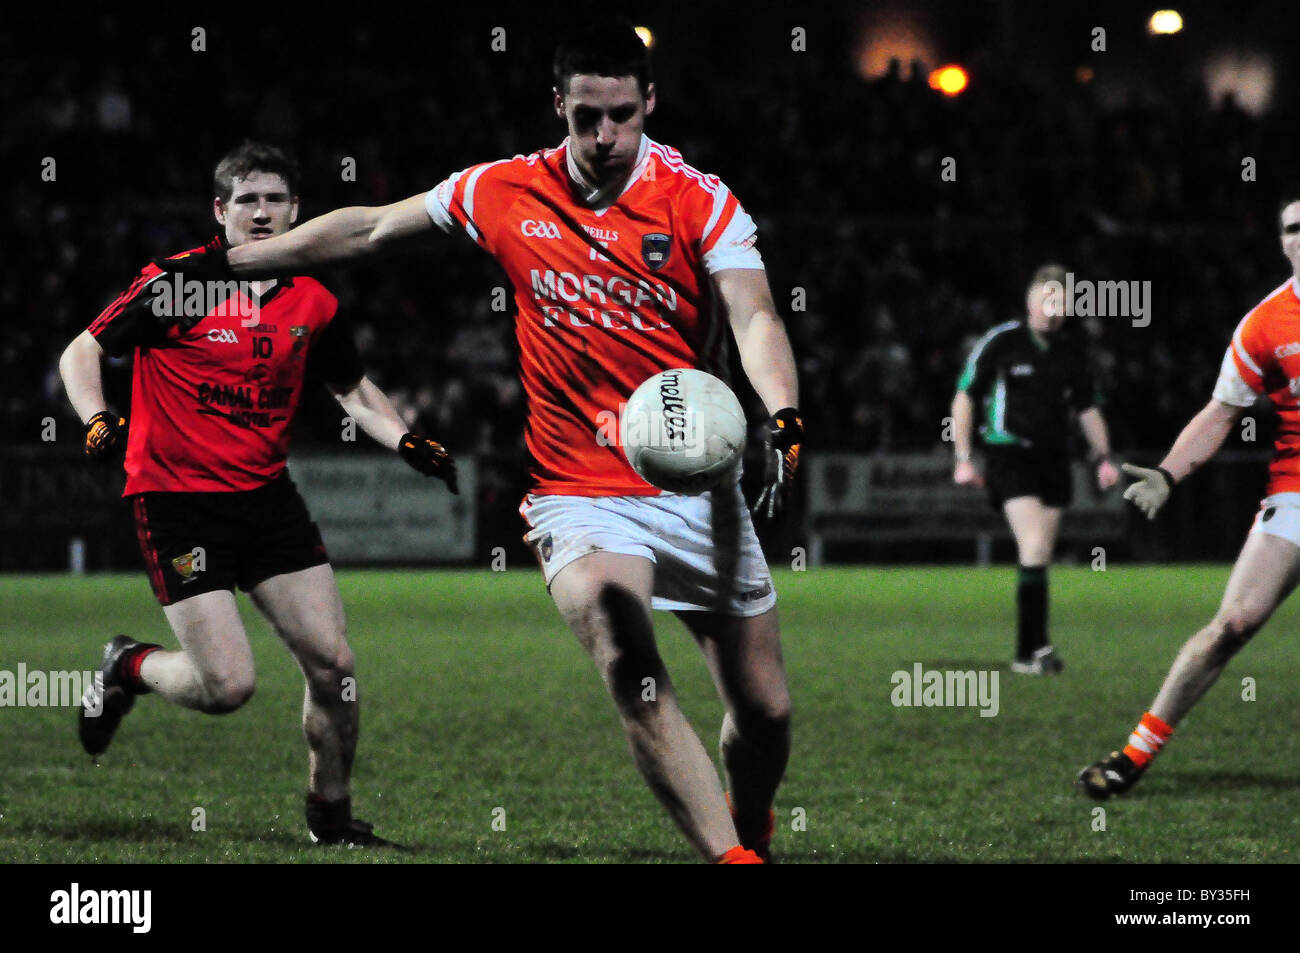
[1018,539,1051,566]
[733,698,792,743]
[608,648,668,717]
[200,671,255,714]
[1210,608,1261,657]
[305,641,355,700]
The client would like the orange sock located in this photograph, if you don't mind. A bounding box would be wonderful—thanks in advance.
[717,845,763,864]
[1122,711,1174,768]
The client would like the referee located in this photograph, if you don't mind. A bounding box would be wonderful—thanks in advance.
[950,263,1120,673]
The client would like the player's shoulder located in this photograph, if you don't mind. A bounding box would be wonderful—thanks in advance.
[1235,278,1300,346]
[280,275,340,322]
[969,319,1022,356]
[469,146,563,186]
[286,274,335,303]
[1243,278,1300,324]
[645,138,728,198]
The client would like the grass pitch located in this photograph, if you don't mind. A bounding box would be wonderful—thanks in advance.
[2,565,1298,863]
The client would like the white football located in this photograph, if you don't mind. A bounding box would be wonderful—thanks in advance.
[620,368,746,494]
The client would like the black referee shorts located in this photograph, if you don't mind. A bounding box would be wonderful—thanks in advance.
[129,472,329,606]
[983,446,1073,511]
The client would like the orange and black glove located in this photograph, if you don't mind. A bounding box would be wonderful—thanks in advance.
[752,407,803,521]
[84,411,127,462]
[398,433,459,493]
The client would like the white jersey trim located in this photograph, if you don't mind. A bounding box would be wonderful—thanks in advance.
[1213,345,1259,407]
[960,320,1020,386]
[702,207,763,273]
[424,172,463,233]
[425,158,518,243]
[1231,316,1265,379]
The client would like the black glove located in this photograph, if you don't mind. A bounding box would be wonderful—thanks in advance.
[153,234,233,282]
[150,235,235,333]
[752,407,803,521]
[398,433,459,493]
[84,410,127,462]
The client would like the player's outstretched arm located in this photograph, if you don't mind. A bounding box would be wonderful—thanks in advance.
[1123,399,1242,519]
[165,194,437,281]
[330,375,458,493]
[715,268,802,519]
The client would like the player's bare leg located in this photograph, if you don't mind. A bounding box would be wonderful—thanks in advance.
[1002,496,1063,673]
[140,591,257,712]
[549,551,740,862]
[677,606,791,858]
[1003,496,1062,566]
[248,565,355,803]
[1152,531,1300,723]
[79,590,255,758]
[1079,531,1300,798]
[247,564,389,846]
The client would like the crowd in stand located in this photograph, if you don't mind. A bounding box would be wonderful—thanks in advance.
[3,14,1288,472]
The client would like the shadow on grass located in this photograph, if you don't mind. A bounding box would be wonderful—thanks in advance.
[16,816,194,844]
[529,841,689,863]
[1157,770,1299,792]
[922,659,1006,671]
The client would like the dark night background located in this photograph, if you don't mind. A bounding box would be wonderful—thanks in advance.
[2,0,1296,567]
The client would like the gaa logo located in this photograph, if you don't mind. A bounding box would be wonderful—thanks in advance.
[206,329,239,344]
[521,219,563,240]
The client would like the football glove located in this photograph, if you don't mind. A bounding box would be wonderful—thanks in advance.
[752,407,803,522]
[151,235,235,333]
[153,234,233,283]
[84,410,127,461]
[398,433,459,493]
[1121,462,1174,520]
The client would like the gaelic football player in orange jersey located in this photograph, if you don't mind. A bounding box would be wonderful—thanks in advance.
[60,141,458,846]
[1079,191,1300,798]
[158,20,800,864]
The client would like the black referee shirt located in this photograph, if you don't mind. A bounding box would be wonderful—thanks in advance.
[957,320,1099,453]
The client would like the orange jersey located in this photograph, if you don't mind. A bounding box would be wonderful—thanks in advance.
[1218,278,1300,494]
[425,135,764,495]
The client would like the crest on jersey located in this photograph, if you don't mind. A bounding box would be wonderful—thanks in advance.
[642,233,671,271]
[291,325,309,355]
[171,552,198,582]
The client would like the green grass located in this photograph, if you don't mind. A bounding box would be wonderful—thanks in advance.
[2,566,1298,863]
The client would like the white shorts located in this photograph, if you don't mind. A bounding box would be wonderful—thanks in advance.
[1249,492,1300,548]
[520,482,777,617]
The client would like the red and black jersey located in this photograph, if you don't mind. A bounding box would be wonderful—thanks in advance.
[87,246,363,495]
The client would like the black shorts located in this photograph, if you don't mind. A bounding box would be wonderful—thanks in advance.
[130,472,329,606]
[983,447,1073,511]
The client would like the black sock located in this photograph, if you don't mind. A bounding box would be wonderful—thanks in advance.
[1017,565,1048,659]
[305,794,351,834]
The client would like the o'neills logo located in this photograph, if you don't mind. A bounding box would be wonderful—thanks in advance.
[658,371,688,441]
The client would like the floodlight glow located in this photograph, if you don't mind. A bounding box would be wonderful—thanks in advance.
[1148,10,1183,35]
